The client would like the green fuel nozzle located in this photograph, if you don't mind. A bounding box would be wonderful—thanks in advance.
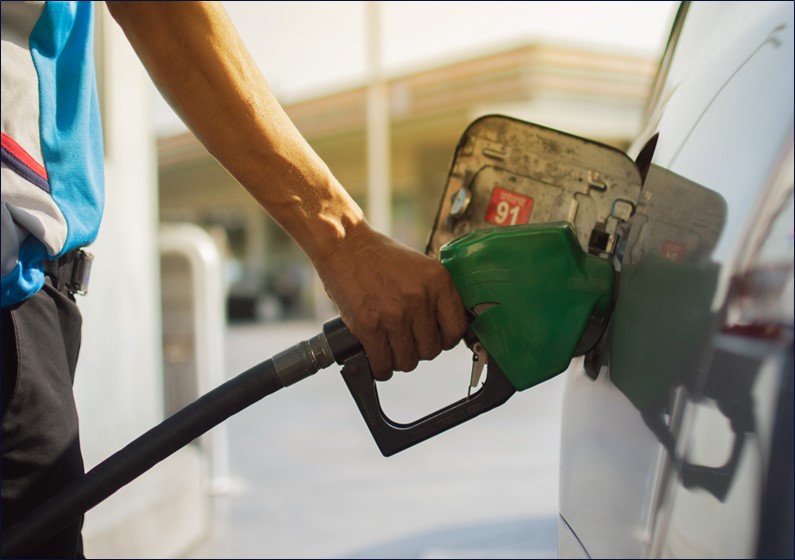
[338,221,616,456]
[441,221,615,391]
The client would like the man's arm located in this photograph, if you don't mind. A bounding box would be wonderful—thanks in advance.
[105,1,466,379]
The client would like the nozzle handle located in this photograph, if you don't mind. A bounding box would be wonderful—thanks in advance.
[338,347,516,457]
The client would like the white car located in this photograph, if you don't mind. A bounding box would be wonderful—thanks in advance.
[558,2,794,557]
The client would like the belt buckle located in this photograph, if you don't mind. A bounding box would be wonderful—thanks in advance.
[67,250,94,296]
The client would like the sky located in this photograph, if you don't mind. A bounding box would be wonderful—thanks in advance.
[151,1,680,136]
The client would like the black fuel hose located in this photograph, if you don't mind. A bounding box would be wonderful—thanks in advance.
[2,317,359,558]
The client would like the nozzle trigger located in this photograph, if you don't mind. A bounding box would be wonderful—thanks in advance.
[468,342,487,398]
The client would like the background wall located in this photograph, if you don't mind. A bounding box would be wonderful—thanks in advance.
[73,6,207,557]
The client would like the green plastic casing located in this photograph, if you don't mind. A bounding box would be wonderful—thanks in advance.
[440,222,614,391]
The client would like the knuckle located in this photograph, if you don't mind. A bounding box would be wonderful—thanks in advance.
[397,356,419,373]
[405,289,424,309]
[383,310,404,330]
[418,342,442,362]
[357,307,382,332]
[441,328,463,350]
[368,354,393,381]
[432,264,453,287]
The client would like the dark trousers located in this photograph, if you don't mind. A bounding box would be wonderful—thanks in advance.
[2,279,85,558]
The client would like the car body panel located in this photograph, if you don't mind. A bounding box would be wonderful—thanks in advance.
[558,2,794,557]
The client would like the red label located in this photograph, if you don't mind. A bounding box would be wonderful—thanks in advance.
[661,240,685,261]
[485,187,534,226]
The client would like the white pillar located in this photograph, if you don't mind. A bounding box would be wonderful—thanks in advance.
[366,1,392,235]
[159,223,232,494]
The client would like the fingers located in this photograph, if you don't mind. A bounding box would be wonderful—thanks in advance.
[411,313,444,363]
[434,269,468,350]
[353,313,419,380]
[359,302,460,379]
[387,320,420,374]
[349,302,446,380]
[363,276,465,377]
[360,332,394,381]
[346,309,394,381]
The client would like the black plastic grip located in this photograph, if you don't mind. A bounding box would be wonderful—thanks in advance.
[340,351,516,457]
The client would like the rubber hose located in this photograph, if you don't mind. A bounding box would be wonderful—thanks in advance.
[2,358,284,558]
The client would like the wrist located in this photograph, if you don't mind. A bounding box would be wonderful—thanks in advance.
[285,175,368,270]
[311,213,380,281]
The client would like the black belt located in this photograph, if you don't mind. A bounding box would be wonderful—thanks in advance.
[43,249,94,296]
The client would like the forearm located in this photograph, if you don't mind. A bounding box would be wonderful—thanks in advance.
[105,1,364,265]
[105,1,467,376]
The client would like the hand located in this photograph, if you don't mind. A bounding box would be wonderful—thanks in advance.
[316,222,468,380]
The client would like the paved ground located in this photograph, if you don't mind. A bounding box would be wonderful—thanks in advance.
[184,321,563,559]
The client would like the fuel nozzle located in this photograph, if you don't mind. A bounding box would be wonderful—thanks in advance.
[334,223,616,457]
[441,222,615,391]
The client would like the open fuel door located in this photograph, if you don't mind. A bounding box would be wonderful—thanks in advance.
[426,115,643,260]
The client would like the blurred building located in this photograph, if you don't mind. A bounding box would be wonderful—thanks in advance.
[157,42,658,322]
